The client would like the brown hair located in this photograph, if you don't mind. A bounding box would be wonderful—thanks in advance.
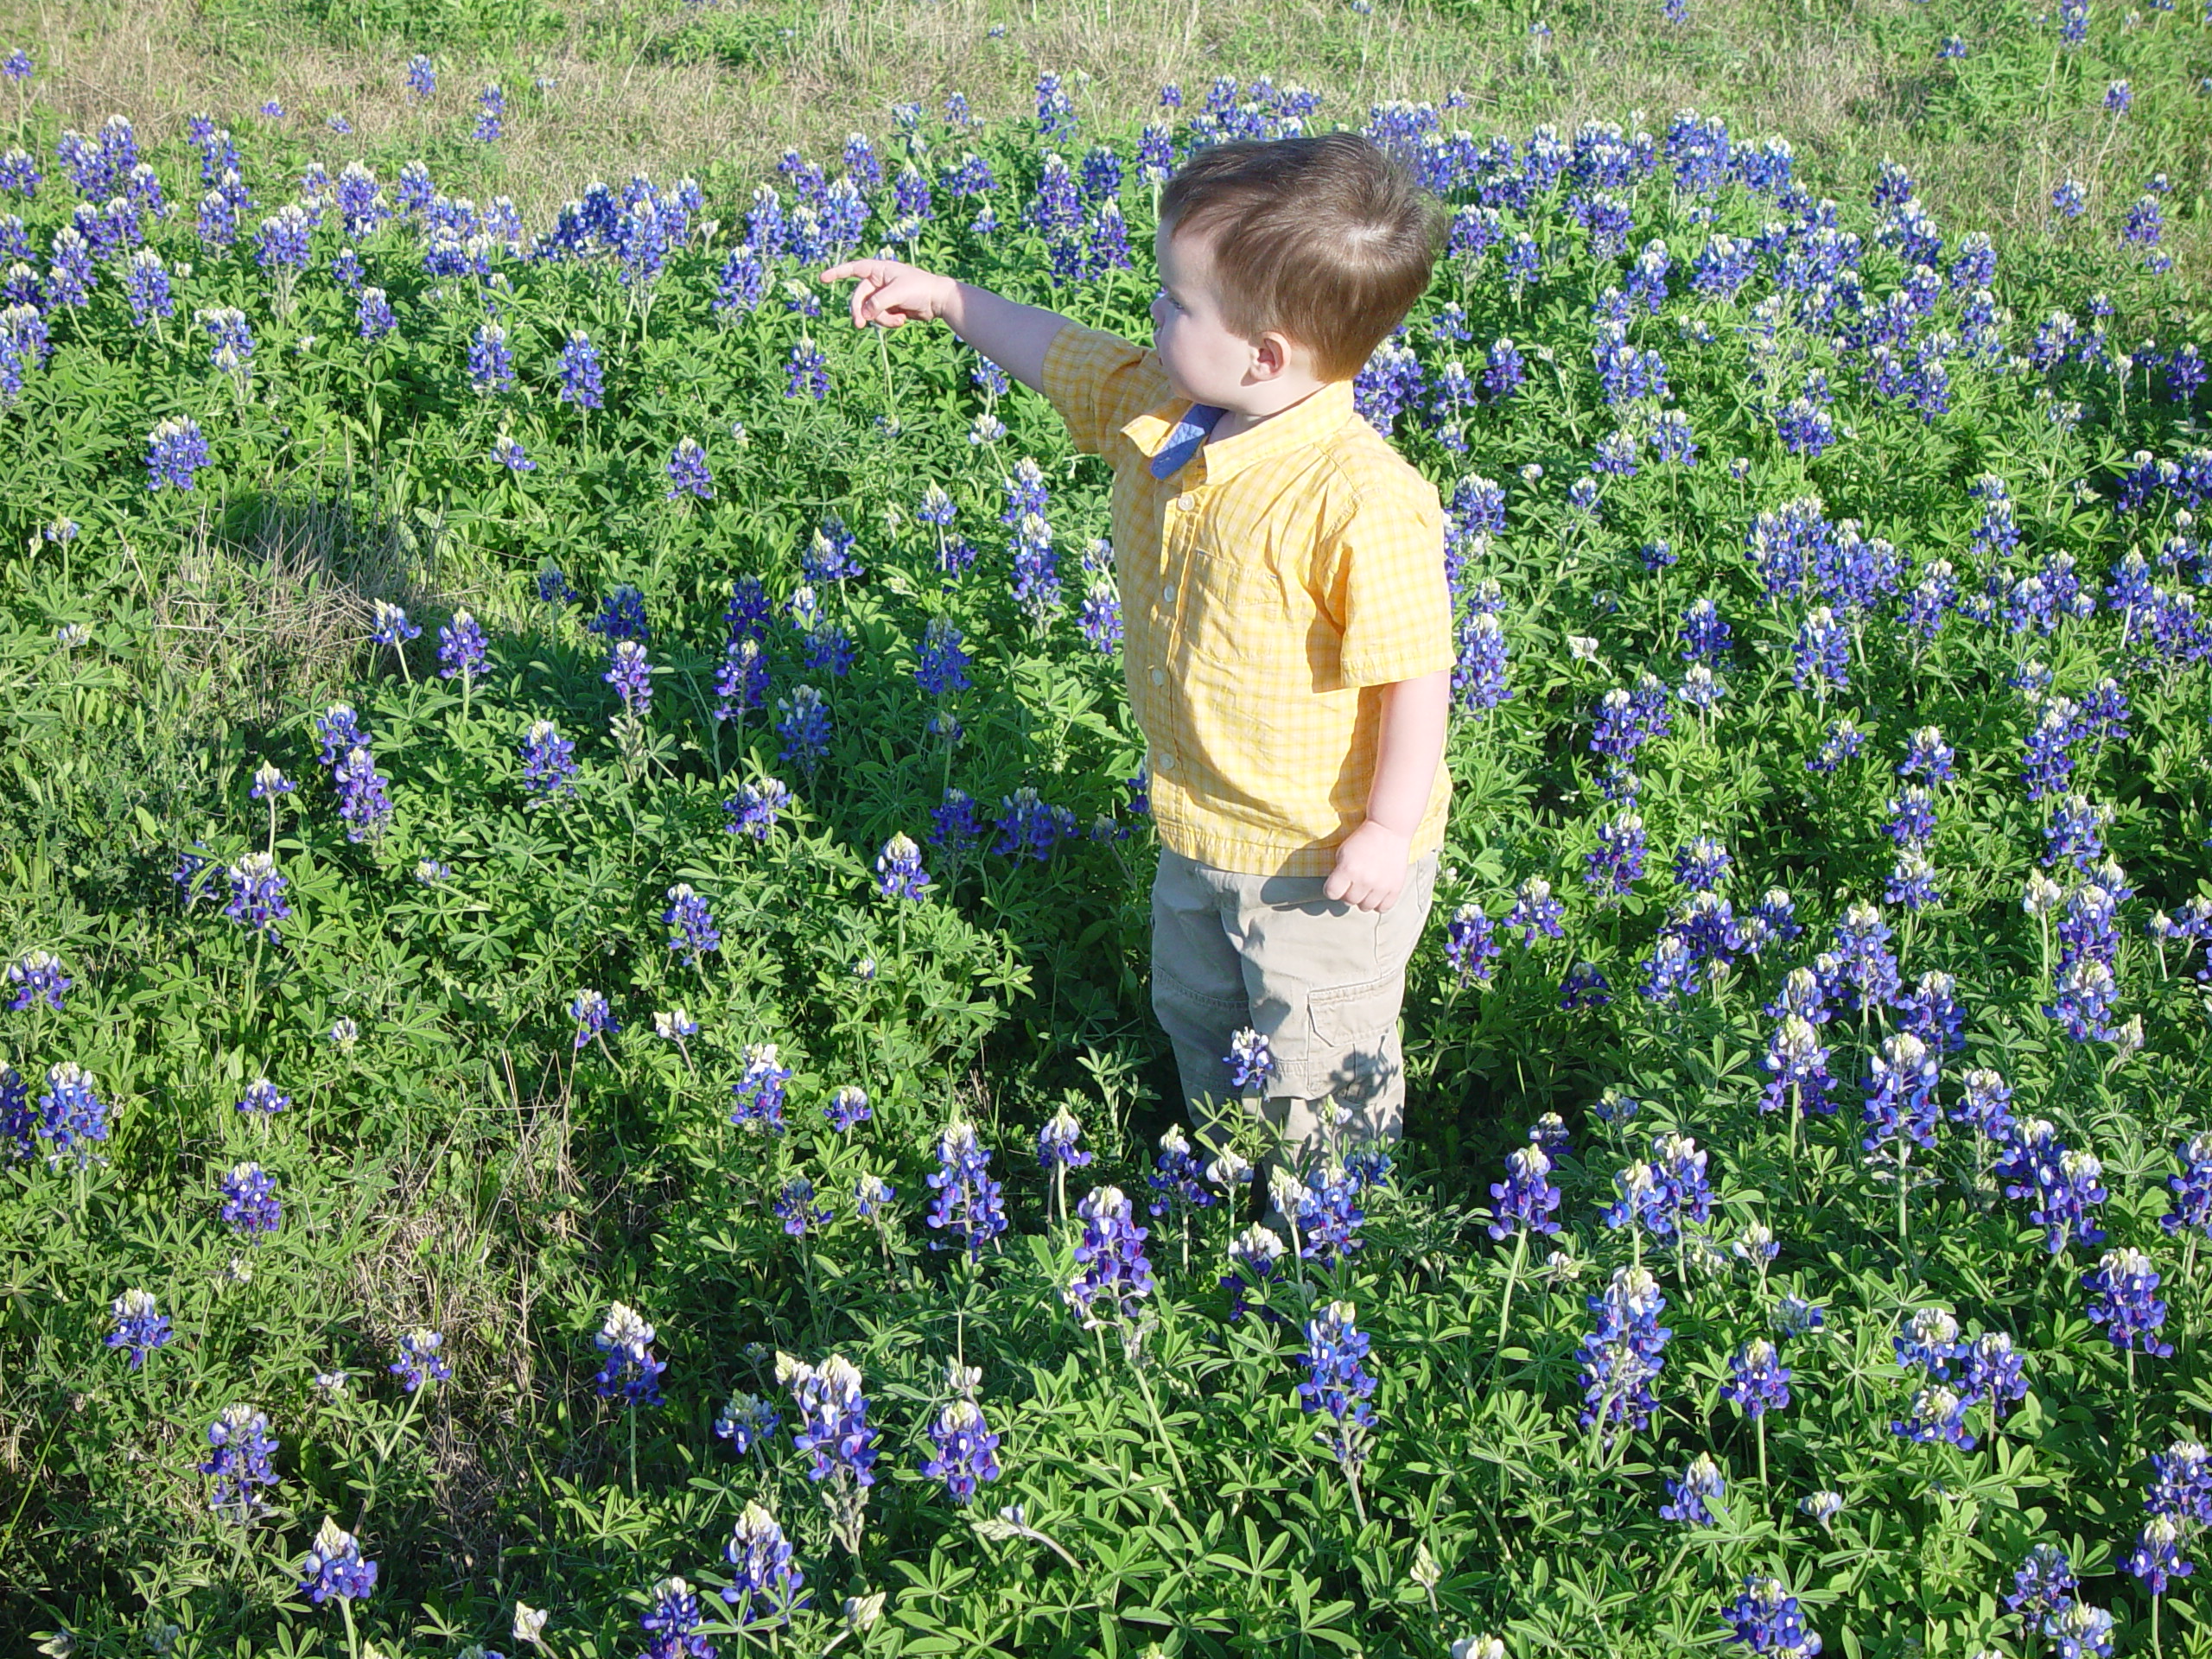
[1155,131,1450,384]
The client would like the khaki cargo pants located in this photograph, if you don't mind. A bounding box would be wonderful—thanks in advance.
[1150,844,1439,1165]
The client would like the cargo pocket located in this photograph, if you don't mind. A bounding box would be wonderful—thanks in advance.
[1302,972,1402,1108]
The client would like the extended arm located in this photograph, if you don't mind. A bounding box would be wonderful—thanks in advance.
[1323,668,1451,913]
[818,258,1070,396]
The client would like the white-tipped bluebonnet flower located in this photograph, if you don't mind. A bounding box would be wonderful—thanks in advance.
[593,1301,666,1408]
[921,1398,1002,1504]
[638,1577,713,1659]
[926,1120,1007,1256]
[855,1172,895,1219]
[588,583,650,644]
[775,686,832,777]
[1892,1382,1974,1448]
[781,1349,879,1497]
[520,721,577,799]
[38,1062,108,1166]
[2150,1439,2212,1523]
[1296,1161,1367,1263]
[774,1177,831,1237]
[823,1085,870,1133]
[654,1009,698,1046]
[569,988,618,1052]
[6,950,70,1012]
[234,1077,289,1119]
[1558,961,1612,1009]
[1671,836,1731,893]
[1146,1126,1216,1217]
[389,1327,450,1392]
[1994,1120,2108,1255]
[1298,1300,1377,1472]
[1452,611,1511,714]
[299,1516,378,1603]
[1037,1103,1090,1171]
[1862,1033,1939,1154]
[1661,1452,1726,1523]
[1721,1338,1791,1417]
[1808,718,1865,773]
[2164,1132,2212,1239]
[1953,1067,2014,1141]
[605,640,653,718]
[223,852,291,943]
[1957,1331,2029,1421]
[1444,902,1501,987]
[875,833,931,901]
[1503,878,1565,944]
[1578,1266,1670,1440]
[1719,1575,1821,1656]
[725,778,791,842]
[729,1043,791,1132]
[663,885,720,966]
[356,286,397,340]
[714,1392,782,1455]
[200,1403,279,1520]
[219,1161,281,1237]
[1066,1184,1155,1326]
[2008,1543,2078,1624]
[665,437,714,499]
[144,416,209,490]
[490,435,532,472]
[1488,1146,1560,1240]
[1224,1026,1277,1092]
[991,786,1071,861]
[558,330,603,408]
[334,745,394,843]
[1586,813,1646,896]
[2084,1246,2171,1357]
[467,321,513,393]
[2125,1513,2191,1598]
[722,1501,806,1624]
[106,1287,170,1370]
[1825,902,1901,1012]
[1760,1014,1835,1118]
[913,617,971,697]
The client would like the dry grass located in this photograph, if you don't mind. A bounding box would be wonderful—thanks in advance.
[6,0,2198,267]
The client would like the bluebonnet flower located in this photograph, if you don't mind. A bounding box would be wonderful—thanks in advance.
[1146,1126,1217,1219]
[1225,1026,1277,1091]
[1892,1380,1974,1449]
[2126,1513,2191,1599]
[1885,850,1940,910]
[1824,902,1901,1012]
[1681,598,1732,662]
[6,950,70,1012]
[406,53,435,97]
[299,1516,378,1603]
[1298,1300,1378,1474]
[926,1120,1007,1256]
[2085,1247,2171,1357]
[556,330,603,408]
[1760,1014,1836,1118]
[200,1404,280,1520]
[921,1399,1002,1504]
[1443,902,1502,987]
[1066,1184,1156,1328]
[1720,1576,1821,1656]
[875,834,931,901]
[2047,957,2120,1043]
[106,1287,170,1369]
[436,611,486,683]
[145,416,210,490]
[2163,1133,2212,1240]
[823,1085,871,1133]
[474,83,504,143]
[1037,1103,1090,1172]
[219,1161,281,1237]
[639,1577,714,1659]
[1952,1068,2014,1142]
[713,1393,783,1456]
[1639,935,1702,1005]
[521,721,578,799]
[2009,1544,2078,1624]
[389,1328,450,1391]
[466,321,514,394]
[588,583,650,644]
[2043,795,2110,873]
[1578,1266,1670,1440]
[351,285,397,342]
[663,885,720,965]
[773,1178,832,1237]
[729,1044,792,1132]
[1672,836,1732,893]
[1452,610,1511,714]
[726,779,791,842]
[605,640,653,719]
[1662,1452,1726,1524]
[32,1059,108,1168]
[721,1502,805,1624]
[775,686,832,779]
[782,1350,879,1495]
[593,1302,666,1408]
[1957,1331,2029,1421]
[665,437,714,499]
[491,435,532,472]
[913,617,971,699]
[235,1077,289,1119]
[1503,878,1566,944]
[1586,813,1647,896]
[569,988,619,1052]
[1488,1146,1560,1240]
[2021,699,2079,801]
[1722,1338,1791,1417]
[1295,1161,1367,1263]
[1996,1122,2108,1255]
[1792,607,1850,696]
[991,786,1070,862]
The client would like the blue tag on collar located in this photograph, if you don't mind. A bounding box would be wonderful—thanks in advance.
[1147,403,1228,480]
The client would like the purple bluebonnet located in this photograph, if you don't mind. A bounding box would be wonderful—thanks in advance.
[1957,1330,2029,1421]
[1719,1576,1821,1656]
[1586,813,1647,897]
[875,833,931,901]
[219,1161,282,1237]
[663,885,720,965]
[1489,1145,1560,1239]
[558,330,604,408]
[782,1351,879,1540]
[1146,1125,1217,1219]
[605,640,653,719]
[713,1393,783,1457]
[200,1404,280,1520]
[639,1577,714,1659]
[729,1044,792,1132]
[1862,1033,1940,1154]
[1672,836,1732,893]
[1681,598,1732,661]
[106,1287,170,1369]
[7,950,71,1012]
[1298,1300,1378,1477]
[593,1302,666,1408]
[725,779,791,842]
[299,1517,378,1603]
[1760,1014,1836,1118]
[436,611,486,683]
[1662,1452,1726,1524]
[1294,1161,1367,1264]
[721,1502,805,1624]
[773,1178,832,1237]
[467,321,514,394]
[2084,1247,2171,1358]
[569,988,619,1052]
[1825,903,1901,1012]
[521,721,578,799]
[236,1077,290,1119]
[34,1061,110,1166]
[1444,902,1502,986]
[665,437,714,499]
[1994,1120,2107,1255]
[389,1327,450,1391]
[1578,1266,1670,1440]
[1065,1184,1156,1328]
[1037,1104,1090,1172]
[2125,1514,2191,1599]
[144,416,210,490]
[2163,1133,2212,1240]
[775,687,832,780]
[926,1120,1007,1257]
[1503,878,1566,944]
[1559,961,1612,1009]
[823,1085,870,1133]
[921,1399,1002,1504]
[1721,1338,1791,1417]
[1953,1068,2014,1143]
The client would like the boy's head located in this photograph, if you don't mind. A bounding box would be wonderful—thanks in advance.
[1149,131,1448,408]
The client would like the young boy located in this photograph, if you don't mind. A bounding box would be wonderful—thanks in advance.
[822,131,1453,1171]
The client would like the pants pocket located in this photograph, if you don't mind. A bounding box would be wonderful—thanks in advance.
[1306,971,1404,1048]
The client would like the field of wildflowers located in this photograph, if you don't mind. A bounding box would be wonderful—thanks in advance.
[0,0,2209,1653]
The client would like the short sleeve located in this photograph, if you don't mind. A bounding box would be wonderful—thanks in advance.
[1040,322,1173,458]
[1313,478,1453,689]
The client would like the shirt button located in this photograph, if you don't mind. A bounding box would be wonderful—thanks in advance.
[1177,495,1198,512]
[1149,667,1166,687]
[1161,584,1176,606]
[1155,752,1174,771]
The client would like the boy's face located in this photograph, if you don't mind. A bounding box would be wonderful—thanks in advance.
[1149,221,1314,409]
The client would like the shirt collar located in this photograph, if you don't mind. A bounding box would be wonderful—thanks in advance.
[1121,378,1357,487]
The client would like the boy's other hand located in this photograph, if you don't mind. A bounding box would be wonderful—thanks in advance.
[1324,820,1413,913]
[819,259,953,330]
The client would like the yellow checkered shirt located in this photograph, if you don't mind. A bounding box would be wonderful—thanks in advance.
[1041,321,1454,879]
